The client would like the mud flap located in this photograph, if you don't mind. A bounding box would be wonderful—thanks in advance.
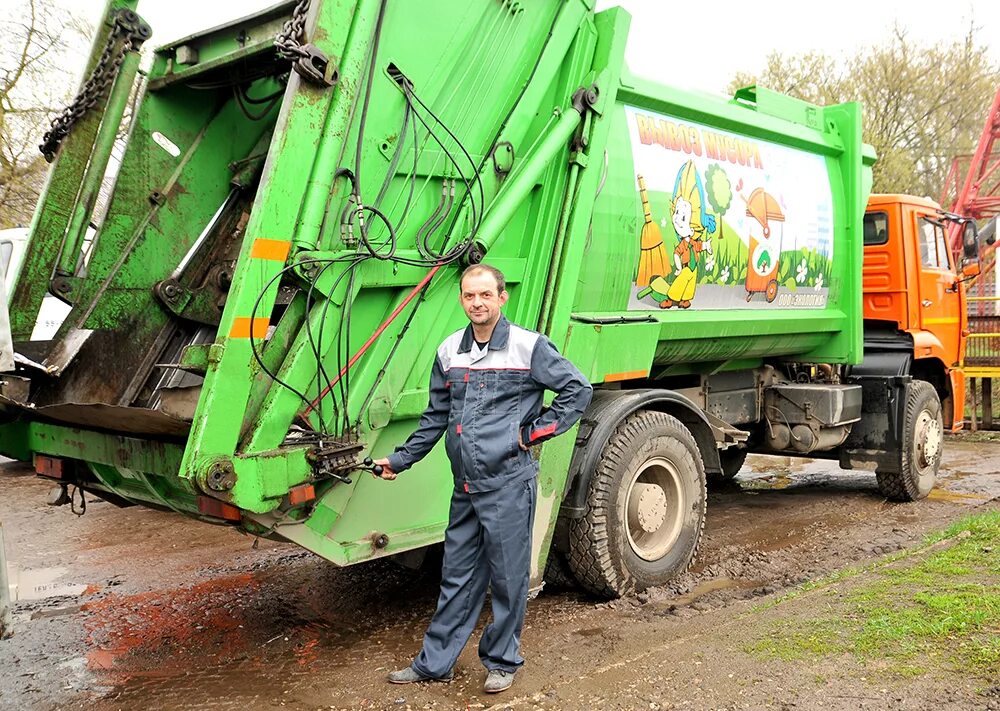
[840,350,911,473]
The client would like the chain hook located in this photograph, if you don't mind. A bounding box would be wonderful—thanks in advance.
[293,44,339,87]
[274,0,338,88]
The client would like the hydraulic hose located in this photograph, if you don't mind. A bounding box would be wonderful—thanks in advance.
[303,264,441,415]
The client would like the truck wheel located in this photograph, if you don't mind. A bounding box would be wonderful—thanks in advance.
[708,447,747,484]
[568,410,707,598]
[542,550,578,592]
[876,380,943,501]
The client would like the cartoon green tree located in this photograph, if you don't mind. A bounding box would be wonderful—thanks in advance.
[705,164,733,243]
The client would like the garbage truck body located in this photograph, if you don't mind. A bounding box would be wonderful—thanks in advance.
[0,0,953,596]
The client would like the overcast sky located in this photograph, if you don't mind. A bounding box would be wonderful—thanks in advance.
[68,0,1000,95]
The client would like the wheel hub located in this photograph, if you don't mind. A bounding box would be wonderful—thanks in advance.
[635,484,667,533]
[915,409,942,468]
[624,457,686,562]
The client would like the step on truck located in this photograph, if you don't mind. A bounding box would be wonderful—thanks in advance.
[0,0,988,597]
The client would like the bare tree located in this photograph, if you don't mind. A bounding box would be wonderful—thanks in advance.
[0,0,90,229]
[730,25,1000,197]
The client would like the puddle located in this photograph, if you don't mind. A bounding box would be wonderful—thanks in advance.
[926,488,988,504]
[941,470,979,480]
[667,578,762,607]
[743,474,794,490]
[747,455,795,475]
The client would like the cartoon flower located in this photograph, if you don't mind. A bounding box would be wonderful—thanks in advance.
[719,265,731,283]
[660,217,668,228]
[795,259,808,284]
[705,251,715,271]
[814,273,824,290]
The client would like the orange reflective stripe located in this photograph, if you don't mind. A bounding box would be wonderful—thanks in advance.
[604,369,648,382]
[250,238,291,262]
[229,317,270,339]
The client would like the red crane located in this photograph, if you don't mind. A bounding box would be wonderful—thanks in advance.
[941,86,1000,403]
[941,85,1000,260]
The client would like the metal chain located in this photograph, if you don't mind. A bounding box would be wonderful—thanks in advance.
[274,0,311,61]
[39,10,148,162]
[273,0,338,87]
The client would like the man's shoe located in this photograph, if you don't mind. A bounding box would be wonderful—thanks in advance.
[484,669,514,693]
[387,667,453,684]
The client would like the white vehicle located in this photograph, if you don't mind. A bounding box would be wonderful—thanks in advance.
[0,227,73,342]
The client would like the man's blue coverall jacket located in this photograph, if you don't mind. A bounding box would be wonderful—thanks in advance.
[386,315,592,491]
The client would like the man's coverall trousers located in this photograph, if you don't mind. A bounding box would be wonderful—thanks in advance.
[411,477,537,677]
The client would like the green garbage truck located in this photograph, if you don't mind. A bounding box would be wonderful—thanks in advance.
[0,0,939,597]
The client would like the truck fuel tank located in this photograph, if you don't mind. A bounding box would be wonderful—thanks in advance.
[764,383,862,453]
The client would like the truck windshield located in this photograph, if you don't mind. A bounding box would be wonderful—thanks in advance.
[918,217,950,269]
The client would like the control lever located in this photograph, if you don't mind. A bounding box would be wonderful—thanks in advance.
[363,457,385,477]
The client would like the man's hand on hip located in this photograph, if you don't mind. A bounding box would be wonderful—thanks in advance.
[373,458,397,480]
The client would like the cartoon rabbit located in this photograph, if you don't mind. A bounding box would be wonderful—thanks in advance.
[661,161,716,309]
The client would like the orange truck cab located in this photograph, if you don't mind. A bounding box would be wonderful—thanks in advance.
[862,194,978,431]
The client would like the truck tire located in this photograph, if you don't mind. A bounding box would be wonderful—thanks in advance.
[542,549,578,592]
[568,410,707,598]
[876,380,943,501]
[709,447,747,484]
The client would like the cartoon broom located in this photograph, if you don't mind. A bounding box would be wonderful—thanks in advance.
[636,174,668,287]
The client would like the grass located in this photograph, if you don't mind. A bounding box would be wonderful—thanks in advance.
[745,510,1000,679]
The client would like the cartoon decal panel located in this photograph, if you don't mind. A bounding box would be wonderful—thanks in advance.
[625,105,834,311]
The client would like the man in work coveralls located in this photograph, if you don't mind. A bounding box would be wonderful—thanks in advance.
[374,263,592,694]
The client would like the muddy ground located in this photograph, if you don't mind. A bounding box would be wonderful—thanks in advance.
[1,439,998,711]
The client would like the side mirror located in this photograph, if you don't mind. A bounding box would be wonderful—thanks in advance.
[962,262,981,278]
[962,222,979,261]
